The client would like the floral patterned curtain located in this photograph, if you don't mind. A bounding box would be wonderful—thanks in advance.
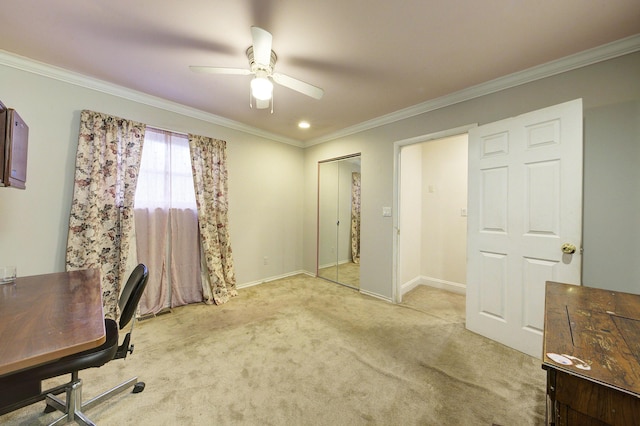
[188,134,237,305]
[66,110,145,319]
[351,172,361,264]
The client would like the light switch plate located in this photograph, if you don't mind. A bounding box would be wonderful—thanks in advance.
[382,206,392,217]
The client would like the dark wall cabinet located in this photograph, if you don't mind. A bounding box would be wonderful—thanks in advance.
[0,106,28,190]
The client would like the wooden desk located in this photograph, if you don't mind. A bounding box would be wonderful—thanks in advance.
[542,281,640,425]
[0,269,106,377]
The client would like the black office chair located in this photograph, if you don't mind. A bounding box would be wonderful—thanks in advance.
[0,263,149,425]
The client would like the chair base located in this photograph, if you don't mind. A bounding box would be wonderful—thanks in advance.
[44,373,144,426]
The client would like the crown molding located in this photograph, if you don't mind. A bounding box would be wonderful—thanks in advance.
[2,33,639,149]
[0,50,304,148]
[305,33,640,147]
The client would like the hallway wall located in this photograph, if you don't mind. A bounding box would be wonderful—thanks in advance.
[398,134,468,296]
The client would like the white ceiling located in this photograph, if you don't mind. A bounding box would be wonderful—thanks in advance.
[1,1,639,144]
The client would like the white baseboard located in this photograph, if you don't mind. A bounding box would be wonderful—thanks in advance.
[399,276,423,295]
[423,277,466,295]
[236,270,312,289]
[359,288,393,303]
[400,276,466,296]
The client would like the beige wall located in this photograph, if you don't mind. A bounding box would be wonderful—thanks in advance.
[420,134,468,287]
[398,144,422,287]
[397,134,468,296]
[2,50,639,298]
[0,63,304,285]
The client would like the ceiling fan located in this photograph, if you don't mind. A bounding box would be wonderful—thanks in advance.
[190,26,324,110]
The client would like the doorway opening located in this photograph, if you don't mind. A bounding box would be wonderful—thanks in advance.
[393,126,474,304]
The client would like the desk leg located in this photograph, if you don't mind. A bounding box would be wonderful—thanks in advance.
[546,368,557,426]
[0,375,42,415]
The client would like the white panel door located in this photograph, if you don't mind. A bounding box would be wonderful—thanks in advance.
[466,99,583,358]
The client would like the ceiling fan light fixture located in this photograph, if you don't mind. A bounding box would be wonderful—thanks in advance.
[190,27,323,109]
[251,73,273,101]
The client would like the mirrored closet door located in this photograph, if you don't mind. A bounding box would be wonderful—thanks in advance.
[317,154,361,288]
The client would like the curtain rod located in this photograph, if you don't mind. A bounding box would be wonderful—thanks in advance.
[147,124,188,137]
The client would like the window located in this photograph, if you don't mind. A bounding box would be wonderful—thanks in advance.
[134,128,202,316]
[135,128,196,210]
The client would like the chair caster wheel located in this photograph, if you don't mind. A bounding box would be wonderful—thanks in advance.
[44,404,57,413]
[133,382,145,393]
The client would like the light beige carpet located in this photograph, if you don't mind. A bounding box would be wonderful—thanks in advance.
[1,275,546,425]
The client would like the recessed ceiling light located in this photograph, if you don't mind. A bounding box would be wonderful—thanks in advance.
[298,121,310,129]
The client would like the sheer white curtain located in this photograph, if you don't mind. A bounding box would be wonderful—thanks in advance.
[134,128,202,316]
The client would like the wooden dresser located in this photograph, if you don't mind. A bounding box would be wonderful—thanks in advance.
[542,281,640,425]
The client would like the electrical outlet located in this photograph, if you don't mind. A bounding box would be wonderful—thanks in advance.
[263,256,269,265]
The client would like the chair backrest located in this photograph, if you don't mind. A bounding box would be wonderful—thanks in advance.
[118,264,149,330]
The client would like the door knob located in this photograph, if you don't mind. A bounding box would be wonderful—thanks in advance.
[561,243,577,254]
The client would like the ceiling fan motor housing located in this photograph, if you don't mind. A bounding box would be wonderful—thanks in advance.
[247,46,277,74]
[189,26,323,103]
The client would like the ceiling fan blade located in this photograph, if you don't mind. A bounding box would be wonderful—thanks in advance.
[272,73,324,100]
[189,66,252,76]
[251,26,273,66]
